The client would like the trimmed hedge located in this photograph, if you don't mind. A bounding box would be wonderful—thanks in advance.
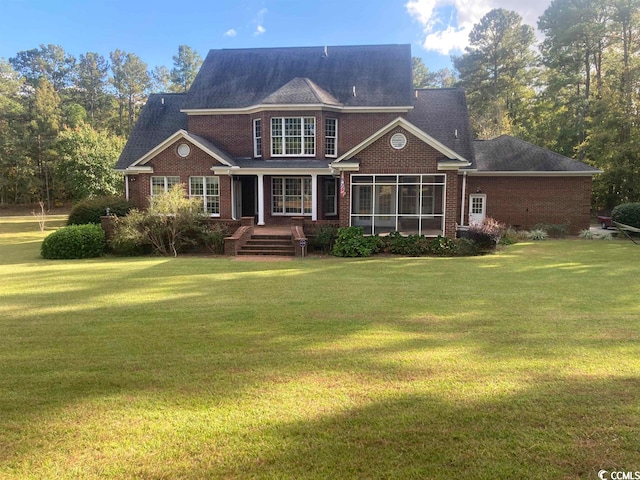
[611,202,640,229]
[41,224,106,259]
[67,196,134,226]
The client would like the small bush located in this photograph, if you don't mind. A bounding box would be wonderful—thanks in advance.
[200,223,229,254]
[532,223,568,238]
[68,196,134,225]
[109,209,151,256]
[41,224,106,259]
[579,229,595,239]
[387,232,431,256]
[428,235,457,256]
[499,227,521,245]
[332,226,378,257]
[611,202,640,229]
[526,229,548,240]
[453,238,481,256]
[469,217,506,249]
[310,225,338,254]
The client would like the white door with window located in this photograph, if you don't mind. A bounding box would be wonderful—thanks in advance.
[468,194,486,225]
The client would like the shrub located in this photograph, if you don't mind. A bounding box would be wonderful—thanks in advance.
[611,202,640,229]
[310,225,338,254]
[579,229,595,239]
[469,217,506,249]
[499,227,520,245]
[67,196,134,225]
[109,209,151,256]
[200,223,229,254]
[428,235,457,256]
[453,238,481,256]
[532,223,568,238]
[41,224,106,259]
[387,232,431,256]
[526,229,548,240]
[332,226,378,257]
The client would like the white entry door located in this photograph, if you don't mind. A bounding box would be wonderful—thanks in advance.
[468,194,486,225]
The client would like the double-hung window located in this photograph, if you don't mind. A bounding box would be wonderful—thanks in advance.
[189,176,220,216]
[253,119,262,157]
[323,178,337,216]
[272,177,312,215]
[151,176,180,196]
[271,117,315,156]
[325,118,337,157]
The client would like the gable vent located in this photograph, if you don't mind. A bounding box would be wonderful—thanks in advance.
[390,133,407,150]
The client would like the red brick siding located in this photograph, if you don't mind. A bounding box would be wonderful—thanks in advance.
[462,176,593,234]
[187,110,401,160]
[130,139,232,218]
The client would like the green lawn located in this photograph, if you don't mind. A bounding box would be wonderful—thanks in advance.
[1,216,639,479]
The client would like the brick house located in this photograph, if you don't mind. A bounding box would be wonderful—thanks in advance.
[115,44,600,250]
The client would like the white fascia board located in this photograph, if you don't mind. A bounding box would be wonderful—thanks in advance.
[335,117,467,163]
[329,161,360,172]
[212,166,332,176]
[121,166,153,173]
[182,105,414,115]
[129,130,234,168]
[438,160,471,170]
[467,170,602,177]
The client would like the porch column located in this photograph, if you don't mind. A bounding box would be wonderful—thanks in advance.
[257,173,265,225]
[311,174,318,221]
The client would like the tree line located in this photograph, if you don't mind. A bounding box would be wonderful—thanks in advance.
[0,44,202,207]
[415,0,640,210]
[1,0,638,210]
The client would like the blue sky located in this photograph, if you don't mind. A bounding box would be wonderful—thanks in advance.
[0,0,552,73]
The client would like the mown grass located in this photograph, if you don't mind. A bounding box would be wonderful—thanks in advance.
[1,216,639,479]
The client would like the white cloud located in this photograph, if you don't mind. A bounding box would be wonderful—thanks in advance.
[224,29,237,37]
[252,8,268,36]
[406,0,552,55]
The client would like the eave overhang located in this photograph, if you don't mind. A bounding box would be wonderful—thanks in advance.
[211,165,332,176]
[463,170,602,177]
[182,105,414,115]
[125,129,235,170]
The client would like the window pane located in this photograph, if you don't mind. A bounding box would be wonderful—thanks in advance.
[374,185,396,215]
[352,185,372,214]
[398,216,420,235]
[167,177,180,189]
[285,118,301,136]
[399,185,419,214]
[351,176,373,184]
[351,215,373,235]
[399,175,420,184]
[151,177,165,196]
[205,177,219,196]
[376,176,396,184]
[190,177,204,196]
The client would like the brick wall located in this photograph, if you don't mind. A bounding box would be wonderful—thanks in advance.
[129,139,232,218]
[462,175,593,234]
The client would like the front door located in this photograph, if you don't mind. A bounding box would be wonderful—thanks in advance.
[468,194,486,225]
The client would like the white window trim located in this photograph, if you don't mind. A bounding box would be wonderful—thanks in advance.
[349,174,447,236]
[189,176,221,217]
[253,118,262,158]
[150,176,180,196]
[271,177,313,216]
[325,118,338,158]
[271,117,316,157]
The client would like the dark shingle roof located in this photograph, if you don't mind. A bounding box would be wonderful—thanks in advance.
[182,44,413,109]
[262,77,341,106]
[116,93,187,169]
[474,135,601,172]
[406,89,475,164]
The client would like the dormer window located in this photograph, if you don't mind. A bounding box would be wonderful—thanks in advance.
[271,117,315,156]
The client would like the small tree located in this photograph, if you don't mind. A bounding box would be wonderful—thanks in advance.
[145,184,204,256]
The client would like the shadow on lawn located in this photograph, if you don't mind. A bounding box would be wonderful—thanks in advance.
[123,376,639,479]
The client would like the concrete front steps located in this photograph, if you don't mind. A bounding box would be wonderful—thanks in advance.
[237,234,295,256]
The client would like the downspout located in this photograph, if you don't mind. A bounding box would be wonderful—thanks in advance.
[125,175,130,201]
[460,171,467,226]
